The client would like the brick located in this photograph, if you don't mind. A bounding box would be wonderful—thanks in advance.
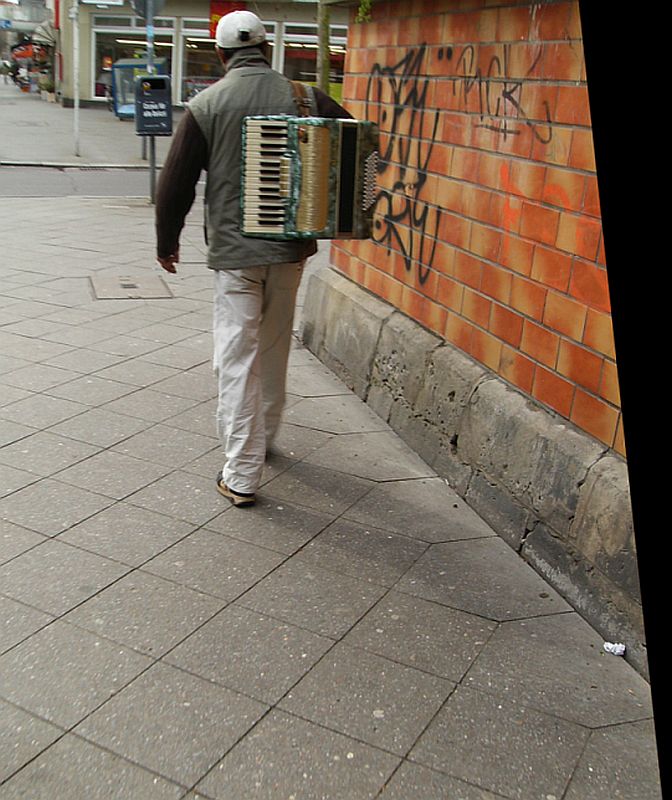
[556,213,602,260]
[569,260,611,312]
[432,241,457,276]
[496,4,534,41]
[418,12,447,45]
[485,121,534,159]
[491,194,523,235]
[470,222,501,261]
[481,261,512,303]
[543,291,587,341]
[557,340,603,394]
[400,286,448,335]
[520,202,560,246]
[599,359,622,407]
[531,245,572,291]
[567,2,583,39]
[434,176,462,216]
[434,78,463,115]
[436,274,464,311]
[475,8,498,41]
[498,345,536,393]
[444,10,483,42]
[477,152,508,191]
[417,265,440,299]
[500,234,534,275]
[519,83,559,128]
[489,303,524,347]
[597,236,606,267]
[583,309,616,358]
[571,388,619,448]
[520,319,560,368]
[454,251,483,289]
[555,86,591,127]
[542,42,584,82]
[536,1,574,40]
[372,18,400,47]
[462,186,493,223]
[507,42,544,80]
[471,327,503,371]
[398,15,421,46]
[445,312,475,353]
[363,265,385,296]
[583,176,601,217]
[451,148,480,183]
[542,167,585,212]
[613,414,627,457]
[380,273,405,309]
[507,160,547,202]
[469,123,508,155]
[441,212,472,249]
[532,365,575,418]
[531,126,572,168]
[441,112,473,147]
[462,287,492,328]
[428,143,454,177]
[568,129,596,172]
[390,251,411,284]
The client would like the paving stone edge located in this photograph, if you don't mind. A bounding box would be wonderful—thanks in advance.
[300,264,648,679]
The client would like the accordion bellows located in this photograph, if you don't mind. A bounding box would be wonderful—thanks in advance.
[241,115,379,240]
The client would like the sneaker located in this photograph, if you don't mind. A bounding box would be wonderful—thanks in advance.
[215,472,256,507]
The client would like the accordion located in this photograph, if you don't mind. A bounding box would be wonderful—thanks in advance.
[241,115,378,240]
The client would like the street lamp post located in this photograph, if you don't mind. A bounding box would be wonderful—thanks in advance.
[69,0,80,157]
[145,0,157,203]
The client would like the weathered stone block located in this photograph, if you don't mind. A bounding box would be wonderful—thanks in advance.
[465,471,535,550]
[300,268,392,399]
[523,523,648,678]
[387,401,442,468]
[571,455,641,602]
[370,312,442,408]
[459,379,605,536]
[414,344,487,440]
[301,264,647,677]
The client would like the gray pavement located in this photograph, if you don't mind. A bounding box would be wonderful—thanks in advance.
[0,80,664,798]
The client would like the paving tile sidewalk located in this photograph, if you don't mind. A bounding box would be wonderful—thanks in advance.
[0,85,663,799]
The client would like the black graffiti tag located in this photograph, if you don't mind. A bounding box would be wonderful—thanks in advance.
[366,46,441,286]
[448,44,552,143]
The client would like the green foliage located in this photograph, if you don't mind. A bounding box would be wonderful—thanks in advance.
[355,0,372,23]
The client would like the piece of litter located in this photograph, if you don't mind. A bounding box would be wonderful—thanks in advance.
[372,709,385,719]
[603,642,626,656]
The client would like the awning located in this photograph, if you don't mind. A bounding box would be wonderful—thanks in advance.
[32,19,57,47]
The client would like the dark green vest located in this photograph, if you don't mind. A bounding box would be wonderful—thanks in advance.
[188,49,318,270]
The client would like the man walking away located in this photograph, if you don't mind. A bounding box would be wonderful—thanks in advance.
[155,10,351,507]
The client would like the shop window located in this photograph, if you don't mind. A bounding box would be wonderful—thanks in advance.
[93,30,173,97]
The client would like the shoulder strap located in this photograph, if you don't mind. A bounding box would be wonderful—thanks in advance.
[290,80,313,117]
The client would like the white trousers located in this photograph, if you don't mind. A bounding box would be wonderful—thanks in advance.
[212,261,304,494]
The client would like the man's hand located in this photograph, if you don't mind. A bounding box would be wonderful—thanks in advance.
[157,248,179,274]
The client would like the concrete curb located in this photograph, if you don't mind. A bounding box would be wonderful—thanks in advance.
[300,264,648,678]
[0,161,161,170]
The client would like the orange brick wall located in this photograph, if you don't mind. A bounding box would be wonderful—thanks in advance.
[334,0,623,455]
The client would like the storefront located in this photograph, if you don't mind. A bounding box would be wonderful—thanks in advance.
[57,0,349,107]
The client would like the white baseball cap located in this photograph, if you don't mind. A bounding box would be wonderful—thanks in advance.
[215,10,267,49]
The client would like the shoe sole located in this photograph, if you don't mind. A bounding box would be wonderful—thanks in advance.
[216,479,256,507]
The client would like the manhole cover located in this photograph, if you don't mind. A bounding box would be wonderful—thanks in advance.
[90,274,173,299]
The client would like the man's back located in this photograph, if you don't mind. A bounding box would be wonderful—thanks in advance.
[187,49,317,270]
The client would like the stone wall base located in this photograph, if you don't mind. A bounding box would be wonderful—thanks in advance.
[300,266,647,678]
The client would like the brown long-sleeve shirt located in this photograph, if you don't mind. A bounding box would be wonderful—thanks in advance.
[155,86,352,259]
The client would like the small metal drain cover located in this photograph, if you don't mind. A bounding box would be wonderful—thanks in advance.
[90,275,173,300]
